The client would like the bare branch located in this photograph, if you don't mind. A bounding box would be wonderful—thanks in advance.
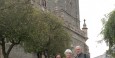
[10,40,21,45]
[6,43,15,56]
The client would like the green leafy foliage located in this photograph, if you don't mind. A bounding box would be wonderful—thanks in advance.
[22,11,71,57]
[0,0,35,58]
[0,0,32,42]
[102,10,115,47]
[101,10,115,57]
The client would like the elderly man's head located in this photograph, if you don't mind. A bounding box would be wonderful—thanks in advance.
[64,49,72,58]
[75,46,82,54]
[55,54,61,58]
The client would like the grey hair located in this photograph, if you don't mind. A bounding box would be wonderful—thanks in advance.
[75,46,82,49]
[64,49,72,55]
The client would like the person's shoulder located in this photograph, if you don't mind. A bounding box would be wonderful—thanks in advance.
[84,53,90,58]
[84,53,89,55]
[73,55,77,58]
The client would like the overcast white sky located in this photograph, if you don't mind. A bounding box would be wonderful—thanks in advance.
[79,0,115,58]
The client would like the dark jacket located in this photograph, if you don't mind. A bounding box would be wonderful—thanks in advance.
[75,53,90,58]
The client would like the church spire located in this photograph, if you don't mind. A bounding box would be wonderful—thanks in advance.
[82,19,88,40]
[83,19,87,28]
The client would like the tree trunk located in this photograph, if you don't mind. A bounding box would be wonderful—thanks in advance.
[44,51,47,58]
[37,53,39,58]
[37,52,42,58]
[1,38,9,58]
[3,54,9,58]
[1,38,16,58]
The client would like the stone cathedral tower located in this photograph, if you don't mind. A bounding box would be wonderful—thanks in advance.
[0,0,89,58]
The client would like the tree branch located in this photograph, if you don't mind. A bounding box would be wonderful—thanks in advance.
[1,38,7,57]
[6,43,15,56]
[11,40,21,44]
[14,40,20,44]
[7,40,21,55]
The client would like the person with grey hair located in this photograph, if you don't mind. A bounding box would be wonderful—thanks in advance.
[64,49,73,58]
[75,46,90,58]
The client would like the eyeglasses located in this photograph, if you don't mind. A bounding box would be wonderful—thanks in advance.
[76,49,80,50]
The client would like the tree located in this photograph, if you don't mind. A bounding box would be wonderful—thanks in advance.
[22,11,71,58]
[101,10,115,57]
[0,0,49,58]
